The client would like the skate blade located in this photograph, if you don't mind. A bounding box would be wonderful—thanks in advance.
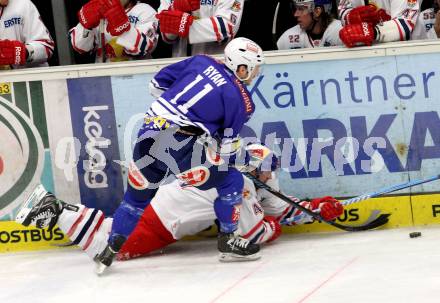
[15,184,48,225]
[218,252,261,262]
[95,261,108,276]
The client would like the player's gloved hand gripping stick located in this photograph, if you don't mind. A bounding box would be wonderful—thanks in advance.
[244,172,390,232]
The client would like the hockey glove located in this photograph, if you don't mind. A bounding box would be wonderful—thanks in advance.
[345,5,391,26]
[0,40,26,65]
[171,0,200,12]
[104,0,131,36]
[309,196,343,221]
[156,10,194,38]
[339,22,375,48]
[78,0,106,29]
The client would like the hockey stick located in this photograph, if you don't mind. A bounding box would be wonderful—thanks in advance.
[244,172,390,232]
[341,174,440,206]
[272,2,280,49]
[99,19,106,63]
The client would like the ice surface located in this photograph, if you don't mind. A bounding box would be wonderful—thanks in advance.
[1,227,439,303]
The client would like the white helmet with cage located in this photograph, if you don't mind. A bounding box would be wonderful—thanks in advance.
[293,0,332,13]
[224,37,264,81]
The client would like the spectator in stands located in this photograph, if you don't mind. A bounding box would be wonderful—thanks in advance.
[411,0,438,40]
[412,0,440,40]
[69,0,158,63]
[277,0,343,49]
[0,0,54,70]
[432,2,440,38]
[237,0,297,51]
[155,0,244,56]
[338,0,421,48]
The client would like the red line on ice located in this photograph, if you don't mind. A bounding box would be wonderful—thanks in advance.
[296,256,359,303]
[209,261,267,303]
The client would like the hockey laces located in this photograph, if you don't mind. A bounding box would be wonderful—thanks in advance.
[228,237,250,249]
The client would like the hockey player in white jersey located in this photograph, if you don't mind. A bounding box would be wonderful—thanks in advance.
[15,144,343,264]
[0,0,54,69]
[69,0,158,62]
[412,6,435,40]
[155,0,244,56]
[412,0,440,40]
[277,0,343,50]
[338,0,421,47]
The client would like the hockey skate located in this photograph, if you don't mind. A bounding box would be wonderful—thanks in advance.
[15,184,71,230]
[94,234,126,275]
[218,232,261,262]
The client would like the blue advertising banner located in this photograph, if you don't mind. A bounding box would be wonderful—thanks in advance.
[67,77,124,215]
[244,53,440,197]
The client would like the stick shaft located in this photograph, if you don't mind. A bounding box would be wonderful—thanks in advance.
[341,175,440,206]
[99,19,106,63]
[244,172,389,232]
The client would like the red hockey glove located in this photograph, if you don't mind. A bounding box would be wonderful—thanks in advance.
[310,196,343,221]
[156,10,194,38]
[0,40,26,65]
[171,0,200,12]
[78,0,106,29]
[104,0,131,36]
[346,5,391,26]
[339,22,375,48]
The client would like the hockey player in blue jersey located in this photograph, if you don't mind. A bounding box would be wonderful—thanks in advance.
[91,37,265,273]
[16,37,264,274]
[90,37,265,273]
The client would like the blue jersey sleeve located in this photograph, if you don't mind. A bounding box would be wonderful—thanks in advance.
[219,79,255,139]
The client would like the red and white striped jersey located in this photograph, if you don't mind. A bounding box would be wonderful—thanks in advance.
[338,0,421,41]
[159,0,244,57]
[0,0,54,69]
[277,19,343,50]
[69,2,158,63]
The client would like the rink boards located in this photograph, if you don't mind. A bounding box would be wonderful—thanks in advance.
[1,41,440,252]
[2,192,440,253]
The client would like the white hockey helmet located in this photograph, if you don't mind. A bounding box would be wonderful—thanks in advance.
[293,0,332,13]
[224,37,264,81]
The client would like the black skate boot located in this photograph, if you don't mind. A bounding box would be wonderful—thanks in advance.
[94,234,126,275]
[15,185,76,230]
[218,232,261,262]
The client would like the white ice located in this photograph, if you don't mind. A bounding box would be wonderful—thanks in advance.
[1,227,439,303]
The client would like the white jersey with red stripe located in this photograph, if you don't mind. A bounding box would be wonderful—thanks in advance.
[150,176,285,242]
[338,0,421,41]
[0,0,54,69]
[276,19,343,50]
[411,8,435,40]
[69,2,158,63]
[159,0,244,57]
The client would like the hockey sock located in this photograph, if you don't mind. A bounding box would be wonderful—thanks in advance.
[110,200,145,240]
[57,205,110,259]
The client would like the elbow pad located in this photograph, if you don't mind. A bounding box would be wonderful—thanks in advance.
[375,20,405,43]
